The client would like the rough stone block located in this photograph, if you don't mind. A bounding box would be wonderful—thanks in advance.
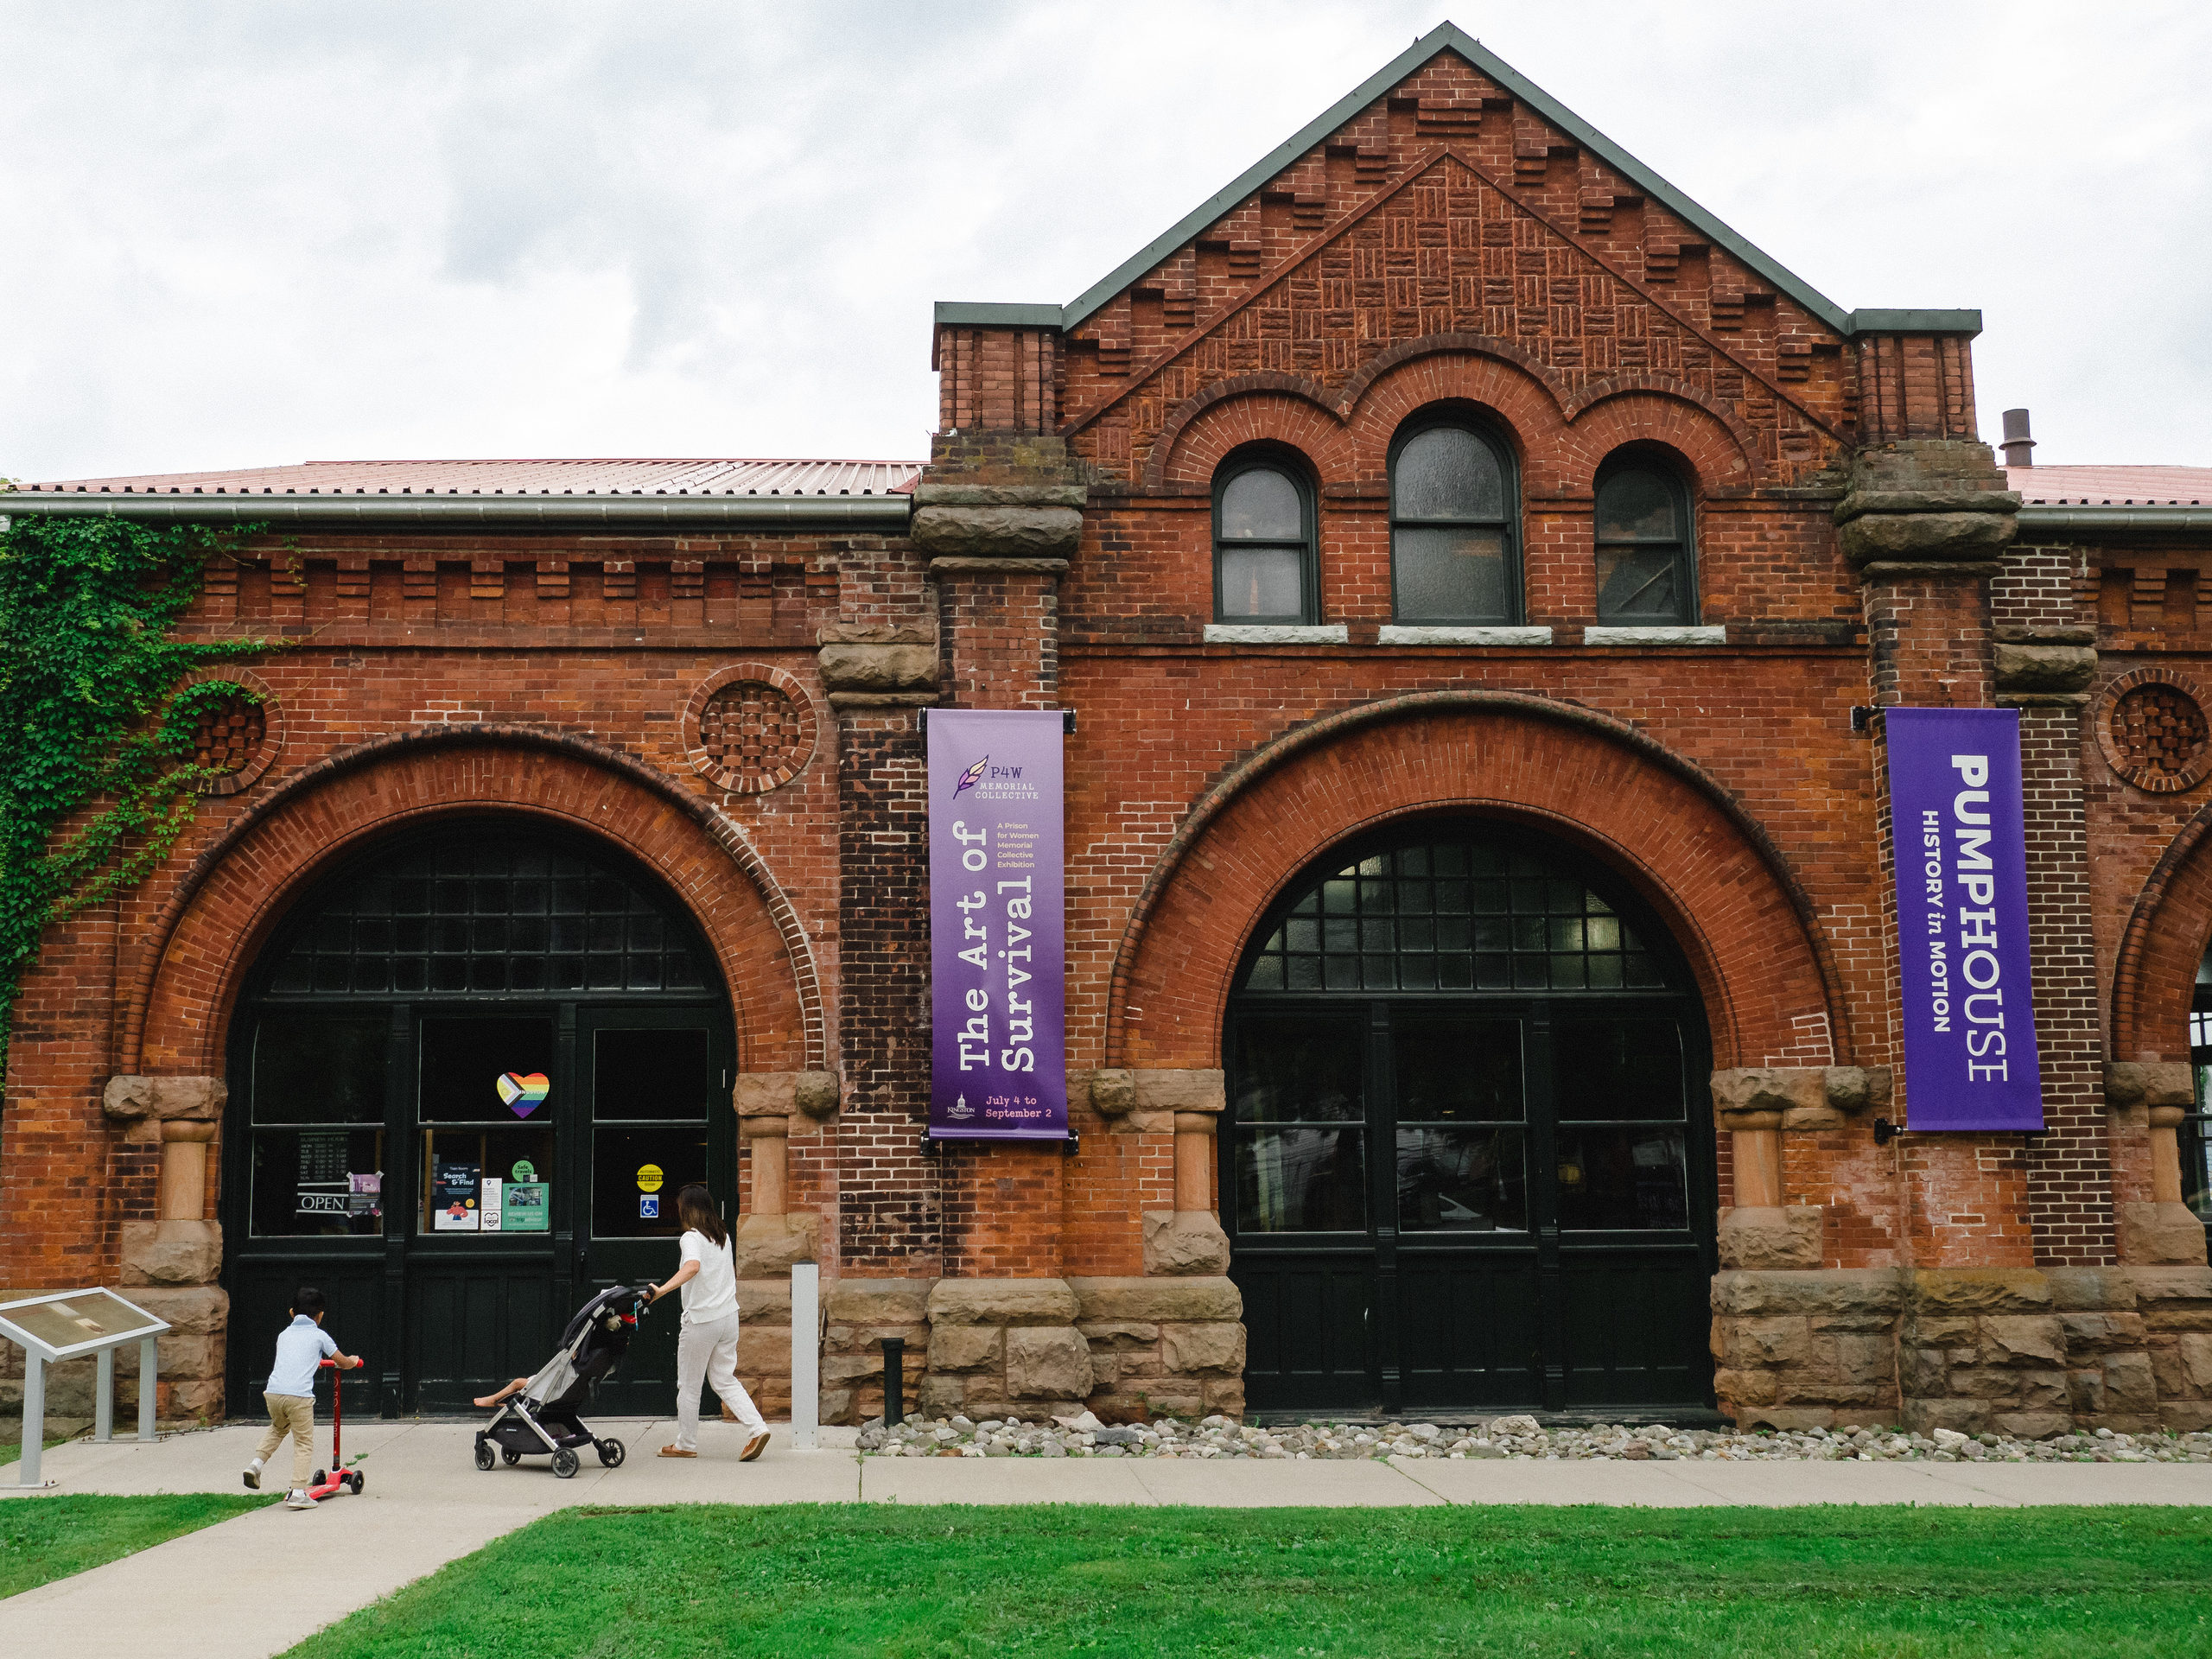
[2126,1266,2212,1313]
[1004,1326,1093,1399]
[1909,1269,2050,1315]
[731,1281,794,1322]
[929,1324,1003,1374]
[1709,1068,1825,1121]
[1903,1396,1991,1435]
[1992,642,2096,695]
[1993,1411,2071,1440]
[1982,1316,2065,1365]
[1829,1332,1893,1385]
[1822,1066,1892,1115]
[1713,1269,1902,1321]
[1161,1322,1246,1376]
[1906,1316,1978,1348]
[2178,1333,2212,1395]
[792,1072,841,1119]
[2068,1370,2105,1414]
[2161,1402,2212,1432]
[1089,1070,1135,1117]
[2104,1352,2159,1413]
[103,1075,226,1123]
[823,1278,935,1325]
[1713,1367,1777,1408]
[119,1220,223,1287]
[1141,1211,1231,1276]
[1716,1207,1822,1270]
[2059,1312,2145,1352]
[168,1380,225,1421]
[912,504,1082,559]
[918,1375,966,1419]
[735,1328,791,1375]
[1726,1317,1808,1367]
[1781,1102,1847,1131]
[1068,1277,1242,1323]
[816,643,938,693]
[127,1285,229,1338]
[1947,1367,2022,1402]
[2047,1268,2139,1312]
[732,1212,817,1277]
[1839,509,2016,565]
[2121,1204,2210,1267]
[2104,1062,2195,1113]
[1132,1069,1226,1114]
[929,1278,1080,1328]
[1077,1321,1161,1348]
[1199,1377,1246,1415]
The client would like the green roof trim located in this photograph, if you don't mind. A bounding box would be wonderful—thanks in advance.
[944,22,1980,343]
[934,302,1067,327]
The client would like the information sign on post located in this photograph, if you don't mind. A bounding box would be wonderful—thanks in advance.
[0,1288,171,1489]
[926,709,1068,1140]
[1885,706,2045,1131]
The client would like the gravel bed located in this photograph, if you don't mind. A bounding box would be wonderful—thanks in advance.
[856,1411,2212,1464]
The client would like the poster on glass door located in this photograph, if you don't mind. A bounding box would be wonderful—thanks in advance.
[926,709,1067,1140]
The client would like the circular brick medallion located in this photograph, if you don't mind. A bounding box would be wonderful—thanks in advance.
[180,672,280,797]
[684,664,818,794]
[2099,669,2212,794]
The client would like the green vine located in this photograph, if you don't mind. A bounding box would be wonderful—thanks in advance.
[0,510,273,1082]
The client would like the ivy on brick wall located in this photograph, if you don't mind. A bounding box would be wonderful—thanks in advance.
[0,511,271,1082]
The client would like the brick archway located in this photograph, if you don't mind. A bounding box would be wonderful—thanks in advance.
[1105,691,1845,1073]
[2112,804,2212,1062]
[124,725,823,1077]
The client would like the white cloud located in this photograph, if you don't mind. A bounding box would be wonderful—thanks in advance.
[3,0,2206,478]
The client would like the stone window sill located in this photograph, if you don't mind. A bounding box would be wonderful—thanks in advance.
[1582,625,1728,645]
[1376,626,1554,646]
[1203,624,1351,645]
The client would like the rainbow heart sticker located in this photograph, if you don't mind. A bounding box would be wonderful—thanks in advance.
[497,1072,550,1116]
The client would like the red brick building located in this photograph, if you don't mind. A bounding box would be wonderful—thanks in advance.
[8,25,2212,1434]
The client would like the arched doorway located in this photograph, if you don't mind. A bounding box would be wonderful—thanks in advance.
[1224,820,1716,1415]
[220,818,735,1415]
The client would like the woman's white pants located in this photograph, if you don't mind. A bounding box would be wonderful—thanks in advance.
[674,1309,766,1450]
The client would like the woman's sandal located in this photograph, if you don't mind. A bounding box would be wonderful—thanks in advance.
[658,1446,697,1459]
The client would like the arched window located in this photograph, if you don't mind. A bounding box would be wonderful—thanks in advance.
[1213,457,1314,624]
[1594,452,1696,624]
[1389,419,1520,624]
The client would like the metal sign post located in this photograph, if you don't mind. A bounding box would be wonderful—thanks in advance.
[0,1289,172,1489]
[789,1262,819,1451]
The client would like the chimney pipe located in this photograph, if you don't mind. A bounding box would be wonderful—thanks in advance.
[2000,407,2035,469]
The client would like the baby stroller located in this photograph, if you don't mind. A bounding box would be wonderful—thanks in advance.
[474,1284,648,1478]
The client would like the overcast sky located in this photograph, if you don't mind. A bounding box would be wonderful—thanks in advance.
[3,2,2207,482]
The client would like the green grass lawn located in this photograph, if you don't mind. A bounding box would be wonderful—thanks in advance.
[290,1503,2212,1657]
[1,1493,270,1599]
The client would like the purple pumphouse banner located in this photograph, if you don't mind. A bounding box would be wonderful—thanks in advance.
[927,709,1067,1140]
[1886,706,2044,1132]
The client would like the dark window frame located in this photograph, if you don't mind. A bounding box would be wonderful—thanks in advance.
[1211,450,1319,626]
[1387,410,1524,625]
[1593,447,1699,626]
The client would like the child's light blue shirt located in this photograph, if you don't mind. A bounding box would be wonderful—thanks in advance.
[266,1314,338,1397]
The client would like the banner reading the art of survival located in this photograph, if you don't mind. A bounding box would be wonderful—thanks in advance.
[927,709,1067,1140]
[1886,706,2044,1132]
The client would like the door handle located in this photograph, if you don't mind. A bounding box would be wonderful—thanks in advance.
[575,1245,589,1278]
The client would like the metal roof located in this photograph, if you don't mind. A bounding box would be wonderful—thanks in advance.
[11,456,922,498]
[2005,465,2212,506]
[937,22,1979,340]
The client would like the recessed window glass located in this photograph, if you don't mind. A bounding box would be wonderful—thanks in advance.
[1594,458,1695,624]
[1215,461,1313,623]
[1390,422,1519,623]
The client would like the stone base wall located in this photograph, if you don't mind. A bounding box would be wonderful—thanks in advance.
[1714,1266,2212,1435]
[792,1274,1245,1426]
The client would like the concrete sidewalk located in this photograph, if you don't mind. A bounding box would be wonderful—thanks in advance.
[8,1421,2212,1658]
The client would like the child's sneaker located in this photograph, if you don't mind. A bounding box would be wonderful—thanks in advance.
[284,1489,315,1510]
[242,1461,262,1491]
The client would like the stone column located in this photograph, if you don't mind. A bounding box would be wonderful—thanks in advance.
[2107,1063,2209,1265]
[731,1071,837,1275]
[1841,438,2031,1269]
[100,1076,229,1421]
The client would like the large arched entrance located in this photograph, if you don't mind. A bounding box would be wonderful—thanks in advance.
[220,817,735,1414]
[1224,818,1716,1415]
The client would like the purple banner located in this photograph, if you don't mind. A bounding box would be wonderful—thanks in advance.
[927,709,1067,1140]
[1887,707,2044,1132]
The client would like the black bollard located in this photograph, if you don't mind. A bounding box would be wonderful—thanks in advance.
[881,1336,905,1427]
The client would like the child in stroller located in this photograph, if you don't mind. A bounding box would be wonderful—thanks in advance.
[472,1284,648,1478]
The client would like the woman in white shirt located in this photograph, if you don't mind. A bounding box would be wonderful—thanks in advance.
[643,1184,770,1461]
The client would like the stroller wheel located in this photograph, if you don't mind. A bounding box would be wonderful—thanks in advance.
[597,1438,626,1468]
[502,1447,523,1466]
[474,1440,497,1472]
[551,1448,581,1478]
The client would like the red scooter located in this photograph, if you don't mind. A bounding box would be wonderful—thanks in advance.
[306,1357,366,1501]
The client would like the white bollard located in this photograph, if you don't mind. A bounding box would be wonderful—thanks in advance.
[790,1262,819,1451]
